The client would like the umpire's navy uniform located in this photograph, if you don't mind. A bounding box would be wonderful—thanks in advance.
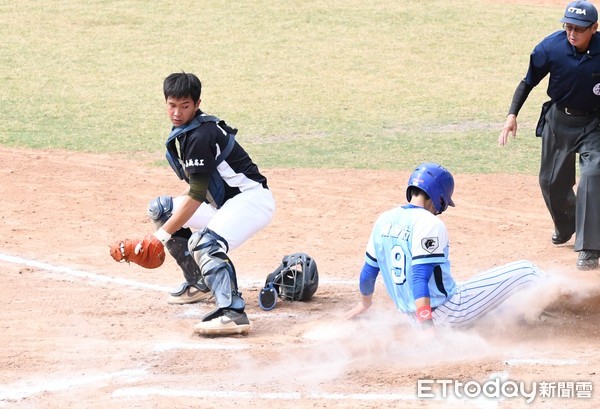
[506,1,600,270]
[533,30,600,250]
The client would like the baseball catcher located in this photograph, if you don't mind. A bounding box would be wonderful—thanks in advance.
[109,72,275,337]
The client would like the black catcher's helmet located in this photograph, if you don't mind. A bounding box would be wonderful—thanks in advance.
[258,253,319,310]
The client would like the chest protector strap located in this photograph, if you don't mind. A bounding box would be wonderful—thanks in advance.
[165,114,237,208]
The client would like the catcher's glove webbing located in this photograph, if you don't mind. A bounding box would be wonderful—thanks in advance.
[109,234,165,269]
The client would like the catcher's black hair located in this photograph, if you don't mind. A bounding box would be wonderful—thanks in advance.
[163,71,202,104]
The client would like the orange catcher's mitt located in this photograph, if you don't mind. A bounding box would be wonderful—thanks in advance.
[109,234,166,269]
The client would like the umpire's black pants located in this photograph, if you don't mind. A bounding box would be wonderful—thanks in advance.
[540,104,600,252]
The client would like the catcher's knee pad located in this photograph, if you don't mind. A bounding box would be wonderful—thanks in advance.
[189,228,244,310]
[165,235,206,289]
[147,196,174,228]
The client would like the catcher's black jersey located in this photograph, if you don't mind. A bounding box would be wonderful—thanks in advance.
[178,112,268,203]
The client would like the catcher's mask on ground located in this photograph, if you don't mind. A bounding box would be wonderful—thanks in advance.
[258,253,319,311]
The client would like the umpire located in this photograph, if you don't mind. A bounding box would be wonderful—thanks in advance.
[499,0,600,271]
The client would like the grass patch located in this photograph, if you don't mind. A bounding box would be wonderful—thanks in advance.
[0,0,561,173]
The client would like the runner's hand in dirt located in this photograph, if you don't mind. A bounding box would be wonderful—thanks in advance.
[344,294,373,319]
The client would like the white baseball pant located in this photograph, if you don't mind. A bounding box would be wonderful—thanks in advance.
[432,260,545,327]
[173,186,275,251]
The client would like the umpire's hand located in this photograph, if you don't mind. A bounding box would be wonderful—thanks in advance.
[499,114,518,146]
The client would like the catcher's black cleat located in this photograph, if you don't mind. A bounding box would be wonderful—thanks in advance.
[193,309,251,336]
[167,282,212,305]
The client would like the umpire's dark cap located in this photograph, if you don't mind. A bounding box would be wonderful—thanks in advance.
[561,0,598,27]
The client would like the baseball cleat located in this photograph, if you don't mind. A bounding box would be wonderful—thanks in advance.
[193,309,251,336]
[167,282,213,305]
[577,250,600,271]
[520,309,560,326]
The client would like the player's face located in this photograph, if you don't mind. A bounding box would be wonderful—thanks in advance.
[166,96,200,127]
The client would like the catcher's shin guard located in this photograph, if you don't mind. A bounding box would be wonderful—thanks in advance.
[189,228,245,310]
[166,235,207,289]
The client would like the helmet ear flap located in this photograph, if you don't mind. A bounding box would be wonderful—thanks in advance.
[258,267,282,311]
[258,282,277,311]
[407,163,455,214]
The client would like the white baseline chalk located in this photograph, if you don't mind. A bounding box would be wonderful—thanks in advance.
[239,276,356,287]
[112,386,414,401]
[112,387,499,406]
[504,358,580,366]
[0,252,356,293]
[152,341,250,352]
[0,253,171,292]
[177,308,301,320]
[0,369,146,402]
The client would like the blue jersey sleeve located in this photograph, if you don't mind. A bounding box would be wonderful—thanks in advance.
[412,263,434,299]
[359,262,379,295]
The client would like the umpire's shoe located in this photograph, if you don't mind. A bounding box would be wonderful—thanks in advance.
[193,309,251,336]
[551,230,573,245]
[577,250,600,271]
[167,282,212,305]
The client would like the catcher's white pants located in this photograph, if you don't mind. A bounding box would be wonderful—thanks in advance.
[431,260,545,328]
[173,187,275,251]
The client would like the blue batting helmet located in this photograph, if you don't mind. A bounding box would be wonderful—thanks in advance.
[406,163,455,214]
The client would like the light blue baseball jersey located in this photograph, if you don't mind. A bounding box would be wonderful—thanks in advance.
[365,204,456,313]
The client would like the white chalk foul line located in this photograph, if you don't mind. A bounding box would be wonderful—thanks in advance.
[177,308,301,320]
[112,387,416,401]
[152,341,250,352]
[0,369,147,402]
[0,252,357,293]
[113,387,501,406]
[0,253,171,292]
[239,276,356,287]
[504,358,580,366]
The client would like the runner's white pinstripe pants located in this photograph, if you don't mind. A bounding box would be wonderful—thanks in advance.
[432,260,545,327]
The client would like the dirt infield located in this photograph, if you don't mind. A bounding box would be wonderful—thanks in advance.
[0,146,599,408]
